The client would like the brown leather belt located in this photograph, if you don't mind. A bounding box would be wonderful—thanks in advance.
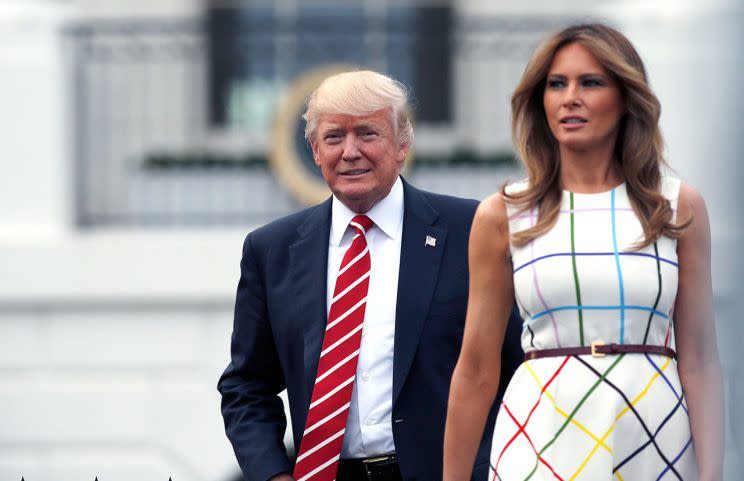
[525,341,677,360]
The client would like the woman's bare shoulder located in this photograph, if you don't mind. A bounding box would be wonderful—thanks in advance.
[677,181,710,247]
[677,181,709,226]
[478,192,509,223]
[472,192,511,242]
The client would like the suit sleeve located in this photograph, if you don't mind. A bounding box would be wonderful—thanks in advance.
[217,233,291,481]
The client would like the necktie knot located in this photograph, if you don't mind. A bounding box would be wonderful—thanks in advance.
[349,215,373,235]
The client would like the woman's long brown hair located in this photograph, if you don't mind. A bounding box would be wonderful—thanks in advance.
[504,23,689,249]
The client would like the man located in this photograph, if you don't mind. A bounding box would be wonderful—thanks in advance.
[218,70,522,481]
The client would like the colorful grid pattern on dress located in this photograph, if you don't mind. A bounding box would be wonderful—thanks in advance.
[293,215,373,481]
[489,178,695,480]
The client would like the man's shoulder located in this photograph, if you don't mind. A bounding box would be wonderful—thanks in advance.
[245,201,328,247]
[407,183,479,218]
[421,189,479,210]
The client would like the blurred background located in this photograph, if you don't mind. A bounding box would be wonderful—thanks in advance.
[0,0,741,480]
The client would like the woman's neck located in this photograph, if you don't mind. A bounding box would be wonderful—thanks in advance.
[558,144,623,193]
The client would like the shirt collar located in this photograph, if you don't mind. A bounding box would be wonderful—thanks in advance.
[330,176,404,246]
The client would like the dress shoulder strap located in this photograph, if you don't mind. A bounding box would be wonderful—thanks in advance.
[660,175,682,223]
[502,180,533,254]
[503,179,530,218]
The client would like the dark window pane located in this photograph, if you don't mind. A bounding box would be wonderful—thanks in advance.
[207,4,452,128]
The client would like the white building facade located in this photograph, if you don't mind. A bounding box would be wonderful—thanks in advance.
[0,1,741,480]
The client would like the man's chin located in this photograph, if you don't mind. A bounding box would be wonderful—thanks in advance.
[335,182,374,199]
[334,188,381,213]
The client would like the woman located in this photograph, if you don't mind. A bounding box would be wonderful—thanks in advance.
[444,23,724,480]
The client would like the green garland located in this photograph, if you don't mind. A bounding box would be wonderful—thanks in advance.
[144,150,517,169]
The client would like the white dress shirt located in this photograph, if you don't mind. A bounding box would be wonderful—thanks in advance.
[327,177,404,458]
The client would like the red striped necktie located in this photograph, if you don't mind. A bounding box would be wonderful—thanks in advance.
[293,214,373,481]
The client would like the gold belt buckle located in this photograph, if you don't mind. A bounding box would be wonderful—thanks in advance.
[591,341,606,357]
[363,454,393,479]
[362,454,392,464]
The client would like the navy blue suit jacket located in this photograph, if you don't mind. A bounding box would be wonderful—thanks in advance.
[218,179,523,481]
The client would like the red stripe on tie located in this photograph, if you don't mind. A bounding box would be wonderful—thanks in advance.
[293,215,373,481]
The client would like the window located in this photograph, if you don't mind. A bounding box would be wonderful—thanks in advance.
[207,1,452,132]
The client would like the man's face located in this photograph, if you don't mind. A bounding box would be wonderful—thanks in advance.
[311,109,408,213]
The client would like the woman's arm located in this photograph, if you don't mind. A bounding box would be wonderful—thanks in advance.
[443,193,515,481]
[674,182,724,481]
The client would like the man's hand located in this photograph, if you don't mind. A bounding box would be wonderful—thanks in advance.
[269,474,294,481]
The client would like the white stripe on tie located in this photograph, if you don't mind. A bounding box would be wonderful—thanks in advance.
[349,221,366,234]
[321,322,364,358]
[337,245,369,276]
[309,375,356,410]
[315,349,360,384]
[303,402,351,436]
[325,297,366,331]
[331,271,370,304]
[296,454,341,481]
[295,428,346,463]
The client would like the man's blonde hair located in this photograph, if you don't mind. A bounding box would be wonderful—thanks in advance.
[303,70,414,146]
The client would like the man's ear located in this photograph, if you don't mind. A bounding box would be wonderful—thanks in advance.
[396,142,410,165]
[310,139,321,167]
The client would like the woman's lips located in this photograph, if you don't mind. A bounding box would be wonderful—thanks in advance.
[560,117,588,129]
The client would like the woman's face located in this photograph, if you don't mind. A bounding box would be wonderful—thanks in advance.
[543,42,624,155]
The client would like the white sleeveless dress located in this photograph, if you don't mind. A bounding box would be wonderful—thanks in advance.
[489,178,697,480]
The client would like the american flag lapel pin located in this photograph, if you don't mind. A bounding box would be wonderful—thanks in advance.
[425,235,436,247]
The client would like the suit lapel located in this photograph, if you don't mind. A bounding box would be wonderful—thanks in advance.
[393,180,447,405]
[288,198,332,408]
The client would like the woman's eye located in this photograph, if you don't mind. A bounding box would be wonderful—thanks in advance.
[547,79,565,88]
[583,78,602,87]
